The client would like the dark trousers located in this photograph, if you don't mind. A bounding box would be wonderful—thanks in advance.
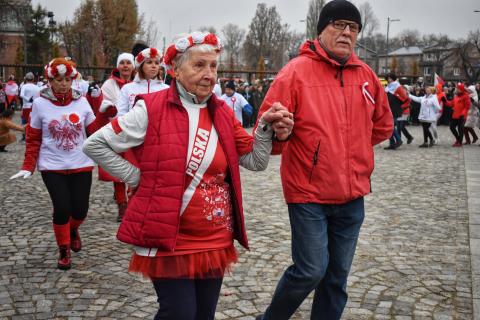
[464,127,478,144]
[397,120,413,141]
[421,122,433,143]
[152,278,223,320]
[41,171,92,225]
[450,118,465,143]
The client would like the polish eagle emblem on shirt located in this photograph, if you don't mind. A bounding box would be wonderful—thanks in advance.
[48,112,82,151]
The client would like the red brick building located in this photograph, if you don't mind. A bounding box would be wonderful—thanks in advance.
[0,0,30,81]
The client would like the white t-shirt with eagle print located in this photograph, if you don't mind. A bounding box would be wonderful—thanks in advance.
[30,96,95,171]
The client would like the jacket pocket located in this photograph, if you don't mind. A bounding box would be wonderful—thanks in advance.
[308,139,321,183]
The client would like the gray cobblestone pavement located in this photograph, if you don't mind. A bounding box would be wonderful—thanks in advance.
[0,122,478,319]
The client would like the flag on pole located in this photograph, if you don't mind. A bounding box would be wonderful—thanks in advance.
[434,73,445,86]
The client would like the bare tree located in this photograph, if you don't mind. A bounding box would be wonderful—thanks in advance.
[305,0,325,40]
[198,26,217,34]
[396,29,421,47]
[244,3,290,69]
[358,2,379,41]
[221,23,245,68]
[286,31,306,60]
[138,15,160,48]
[457,30,480,83]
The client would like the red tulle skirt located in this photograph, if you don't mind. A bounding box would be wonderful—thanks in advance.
[128,245,238,279]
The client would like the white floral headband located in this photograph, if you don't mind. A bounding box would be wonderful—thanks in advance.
[163,32,222,67]
[44,60,78,79]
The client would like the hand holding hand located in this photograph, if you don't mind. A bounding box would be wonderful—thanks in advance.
[263,102,294,141]
[9,170,32,180]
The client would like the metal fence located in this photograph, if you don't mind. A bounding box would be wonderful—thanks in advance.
[0,64,278,84]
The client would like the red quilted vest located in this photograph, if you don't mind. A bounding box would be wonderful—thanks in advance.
[116,81,249,251]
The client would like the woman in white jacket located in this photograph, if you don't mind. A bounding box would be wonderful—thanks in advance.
[410,86,442,148]
[99,53,135,221]
[116,47,169,116]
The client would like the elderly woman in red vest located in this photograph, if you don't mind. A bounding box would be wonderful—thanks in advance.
[84,31,293,319]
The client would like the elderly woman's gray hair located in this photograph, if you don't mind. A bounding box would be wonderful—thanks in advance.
[172,33,221,70]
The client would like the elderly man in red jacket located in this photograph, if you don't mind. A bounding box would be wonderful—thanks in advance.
[255,1,393,319]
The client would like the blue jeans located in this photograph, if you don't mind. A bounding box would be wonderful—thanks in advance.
[263,198,365,320]
[389,118,401,146]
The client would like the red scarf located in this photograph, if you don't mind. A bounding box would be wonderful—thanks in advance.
[51,89,73,106]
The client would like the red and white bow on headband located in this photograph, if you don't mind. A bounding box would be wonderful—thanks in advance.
[135,47,162,68]
[45,61,78,79]
[163,32,222,67]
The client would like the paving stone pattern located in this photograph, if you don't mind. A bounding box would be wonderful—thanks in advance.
[0,124,475,319]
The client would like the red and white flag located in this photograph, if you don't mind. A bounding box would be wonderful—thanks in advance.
[434,73,445,86]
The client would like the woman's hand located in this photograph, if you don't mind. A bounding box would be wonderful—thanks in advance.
[9,170,32,180]
[262,102,294,141]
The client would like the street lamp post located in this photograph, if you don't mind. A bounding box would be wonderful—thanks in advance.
[47,12,56,59]
[385,17,400,75]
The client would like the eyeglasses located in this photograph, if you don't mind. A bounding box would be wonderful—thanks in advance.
[330,20,360,33]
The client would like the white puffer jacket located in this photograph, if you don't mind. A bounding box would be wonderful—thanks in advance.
[410,94,441,123]
[117,75,169,116]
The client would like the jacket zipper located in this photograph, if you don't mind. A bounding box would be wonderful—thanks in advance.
[309,141,320,183]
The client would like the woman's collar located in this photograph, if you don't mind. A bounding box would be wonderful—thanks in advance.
[176,81,211,105]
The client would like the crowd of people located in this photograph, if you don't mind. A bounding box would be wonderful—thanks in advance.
[383,73,480,150]
[1,0,479,319]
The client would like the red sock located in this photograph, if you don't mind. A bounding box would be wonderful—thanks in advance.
[69,217,84,230]
[114,182,127,204]
[53,223,70,246]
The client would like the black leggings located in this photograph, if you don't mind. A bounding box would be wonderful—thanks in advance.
[450,118,465,143]
[152,278,223,320]
[421,122,433,143]
[41,171,92,225]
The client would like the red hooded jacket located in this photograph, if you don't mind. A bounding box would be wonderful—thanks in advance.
[258,39,393,204]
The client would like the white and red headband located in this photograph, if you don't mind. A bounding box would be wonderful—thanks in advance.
[135,47,162,68]
[163,32,222,68]
[44,60,78,79]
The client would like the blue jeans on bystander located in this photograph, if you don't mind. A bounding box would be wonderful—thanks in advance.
[261,197,365,320]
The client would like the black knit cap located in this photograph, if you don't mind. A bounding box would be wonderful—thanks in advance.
[225,80,236,91]
[317,0,362,35]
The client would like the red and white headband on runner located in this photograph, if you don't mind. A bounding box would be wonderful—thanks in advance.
[163,32,222,68]
[135,47,163,69]
[44,58,78,79]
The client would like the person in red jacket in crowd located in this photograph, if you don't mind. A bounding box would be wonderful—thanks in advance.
[99,52,135,221]
[9,57,116,270]
[254,1,393,319]
[444,82,471,147]
[83,31,293,319]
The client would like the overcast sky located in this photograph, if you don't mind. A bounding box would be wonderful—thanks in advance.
[33,0,480,48]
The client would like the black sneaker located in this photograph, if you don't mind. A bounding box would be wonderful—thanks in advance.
[407,137,414,144]
[395,140,403,148]
[419,143,429,148]
[384,145,396,150]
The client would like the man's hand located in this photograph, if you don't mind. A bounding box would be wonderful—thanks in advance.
[262,102,294,141]
[9,170,32,180]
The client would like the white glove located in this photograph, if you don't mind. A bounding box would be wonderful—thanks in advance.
[90,87,101,98]
[9,170,32,180]
[100,99,114,113]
